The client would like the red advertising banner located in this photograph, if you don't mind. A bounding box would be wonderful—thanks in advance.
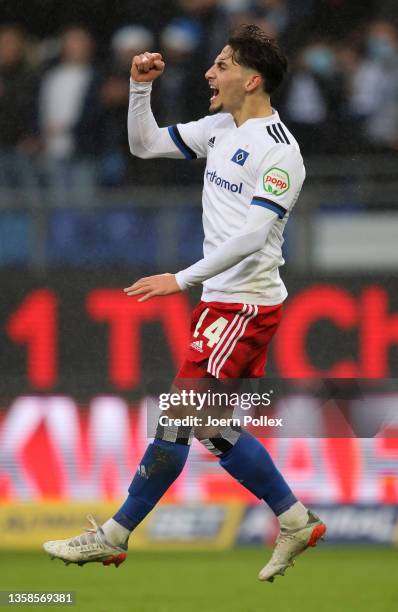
[0,396,397,504]
[1,279,398,395]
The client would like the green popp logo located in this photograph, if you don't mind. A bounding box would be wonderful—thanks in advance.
[263,167,290,196]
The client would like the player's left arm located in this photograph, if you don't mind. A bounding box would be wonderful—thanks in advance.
[124,146,305,300]
[124,206,277,301]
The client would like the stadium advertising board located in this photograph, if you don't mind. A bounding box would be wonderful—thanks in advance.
[0,397,397,505]
[0,272,397,394]
[1,272,397,516]
[1,501,397,550]
[237,504,398,546]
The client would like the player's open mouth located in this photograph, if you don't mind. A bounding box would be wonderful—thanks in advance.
[210,85,219,102]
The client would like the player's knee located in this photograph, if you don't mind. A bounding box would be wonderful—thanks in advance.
[194,423,223,440]
[195,425,242,456]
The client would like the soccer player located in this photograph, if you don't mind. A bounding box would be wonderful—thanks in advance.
[43,25,326,582]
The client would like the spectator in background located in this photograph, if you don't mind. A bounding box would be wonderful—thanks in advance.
[222,0,255,27]
[177,0,231,67]
[280,41,347,153]
[39,27,102,206]
[99,25,154,186]
[222,0,251,10]
[156,18,203,125]
[0,25,40,202]
[160,1,233,124]
[123,18,209,187]
[348,21,398,151]
[177,0,230,66]
[253,0,290,36]
[307,0,374,40]
[122,0,178,39]
[222,1,281,38]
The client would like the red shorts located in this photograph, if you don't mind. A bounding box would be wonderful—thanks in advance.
[176,301,283,380]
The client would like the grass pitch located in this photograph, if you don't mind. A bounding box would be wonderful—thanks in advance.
[0,548,396,612]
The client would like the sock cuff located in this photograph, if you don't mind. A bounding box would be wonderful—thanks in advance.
[113,503,153,532]
[270,491,298,516]
[153,438,189,449]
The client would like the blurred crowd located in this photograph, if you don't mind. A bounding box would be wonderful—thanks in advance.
[1,0,398,200]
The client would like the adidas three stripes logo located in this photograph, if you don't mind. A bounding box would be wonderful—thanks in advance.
[266,123,291,145]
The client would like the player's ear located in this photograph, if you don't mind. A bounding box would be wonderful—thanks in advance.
[245,74,262,93]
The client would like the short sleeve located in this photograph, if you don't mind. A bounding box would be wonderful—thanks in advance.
[251,145,306,219]
[167,115,215,160]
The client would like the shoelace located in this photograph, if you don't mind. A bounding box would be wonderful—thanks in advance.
[69,515,104,550]
[86,514,100,533]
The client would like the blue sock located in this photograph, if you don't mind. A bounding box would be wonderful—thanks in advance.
[113,439,189,531]
[219,432,297,515]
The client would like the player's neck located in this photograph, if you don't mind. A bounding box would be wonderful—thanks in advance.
[232,96,273,127]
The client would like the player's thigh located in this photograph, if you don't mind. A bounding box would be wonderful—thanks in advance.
[176,301,252,379]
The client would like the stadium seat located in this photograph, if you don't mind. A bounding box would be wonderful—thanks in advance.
[0,212,31,265]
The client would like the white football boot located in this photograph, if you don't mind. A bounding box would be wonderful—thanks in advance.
[43,515,127,567]
[258,510,326,582]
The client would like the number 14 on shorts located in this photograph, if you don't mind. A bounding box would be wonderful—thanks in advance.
[193,307,228,348]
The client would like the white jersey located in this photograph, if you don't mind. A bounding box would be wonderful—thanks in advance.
[169,111,305,305]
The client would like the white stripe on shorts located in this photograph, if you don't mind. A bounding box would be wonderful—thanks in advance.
[215,304,258,379]
[208,305,257,378]
[210,305,254,377]
[207,304,248,376]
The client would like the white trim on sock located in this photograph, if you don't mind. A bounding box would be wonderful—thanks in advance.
[278,501,309,530]
[102,518,130,546]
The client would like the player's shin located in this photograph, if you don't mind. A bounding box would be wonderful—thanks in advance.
[198,428,307,527]
[103,429,192,546]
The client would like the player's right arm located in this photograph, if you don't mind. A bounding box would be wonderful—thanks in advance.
[128,52,208,160]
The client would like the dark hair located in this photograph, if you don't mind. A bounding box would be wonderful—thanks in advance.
[227,24,288,95]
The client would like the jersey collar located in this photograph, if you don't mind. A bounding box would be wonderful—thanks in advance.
[231,109,280,129]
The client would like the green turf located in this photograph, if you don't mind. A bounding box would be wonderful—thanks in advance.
[0,548,396,612]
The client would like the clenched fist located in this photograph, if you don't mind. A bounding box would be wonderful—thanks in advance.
[131,52,165,83]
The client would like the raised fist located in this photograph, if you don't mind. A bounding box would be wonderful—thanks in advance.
[131,52,165,83]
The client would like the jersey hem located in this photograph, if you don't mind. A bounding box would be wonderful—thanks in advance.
[201,287,288,306]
